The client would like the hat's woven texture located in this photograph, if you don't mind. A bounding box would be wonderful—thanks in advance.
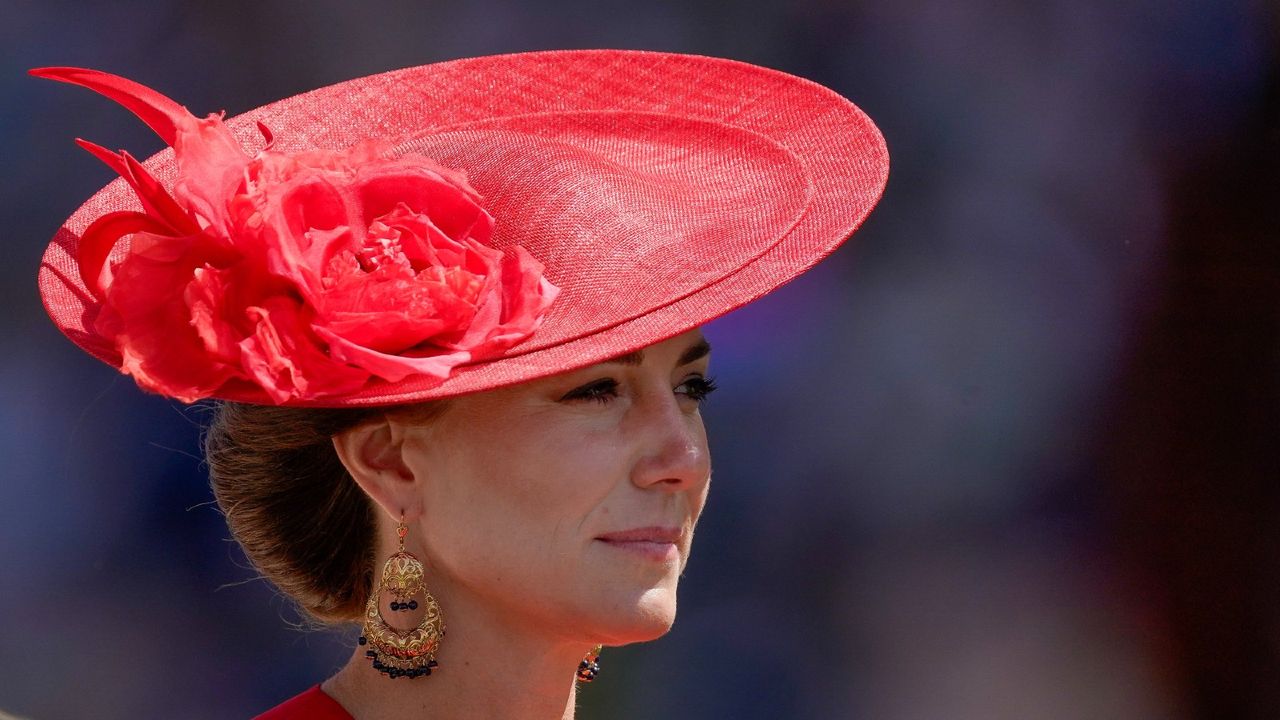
[39,50,888,406]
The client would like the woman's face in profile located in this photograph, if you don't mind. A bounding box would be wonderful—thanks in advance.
[397,328,714,645]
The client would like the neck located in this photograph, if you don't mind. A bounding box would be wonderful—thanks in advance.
[322,593,591,720]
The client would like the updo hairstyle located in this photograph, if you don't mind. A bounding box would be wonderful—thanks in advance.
[204,400,448,623]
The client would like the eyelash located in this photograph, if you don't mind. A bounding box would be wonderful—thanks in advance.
[563,376,719,404]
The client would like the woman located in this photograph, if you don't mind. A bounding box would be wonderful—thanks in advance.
[32,50,887,718]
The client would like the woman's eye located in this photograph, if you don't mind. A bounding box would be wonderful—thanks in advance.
[677,375,718,403]
[562,378,619,403]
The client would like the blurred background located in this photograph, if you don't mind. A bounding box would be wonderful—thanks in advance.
[2,0,1278,718]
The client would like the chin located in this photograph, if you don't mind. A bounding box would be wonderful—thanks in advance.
[590,587,679,645]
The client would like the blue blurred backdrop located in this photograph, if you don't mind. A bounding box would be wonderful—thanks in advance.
[2,1,1278,718]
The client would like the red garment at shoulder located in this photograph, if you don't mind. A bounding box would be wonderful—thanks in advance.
[253,684,353,720]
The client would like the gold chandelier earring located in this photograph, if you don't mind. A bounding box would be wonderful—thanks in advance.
[359,512,445,679]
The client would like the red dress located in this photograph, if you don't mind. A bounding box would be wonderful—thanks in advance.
[253,684,353,719]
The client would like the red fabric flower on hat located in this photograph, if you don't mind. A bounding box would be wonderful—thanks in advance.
[33,68,559,404]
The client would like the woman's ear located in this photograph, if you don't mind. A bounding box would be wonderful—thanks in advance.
[332,417,417,517]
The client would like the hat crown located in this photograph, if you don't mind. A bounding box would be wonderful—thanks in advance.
[391,114,812,354]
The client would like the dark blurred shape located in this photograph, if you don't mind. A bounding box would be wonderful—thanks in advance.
[1103,43,1280,720]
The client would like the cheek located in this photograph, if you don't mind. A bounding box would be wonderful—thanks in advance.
[411,414,624,596]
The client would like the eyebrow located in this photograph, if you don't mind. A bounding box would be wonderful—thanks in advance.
[603,338,712,368]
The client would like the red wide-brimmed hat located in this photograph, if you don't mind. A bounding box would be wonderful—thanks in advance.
[33,50,888,407]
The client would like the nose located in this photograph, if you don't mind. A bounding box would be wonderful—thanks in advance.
[627,388,712,492]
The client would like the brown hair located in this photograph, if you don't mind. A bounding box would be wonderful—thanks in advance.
[204,400,447,623]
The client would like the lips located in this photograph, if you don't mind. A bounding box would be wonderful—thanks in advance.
[595,526,683,562]
[596,526,683,543]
